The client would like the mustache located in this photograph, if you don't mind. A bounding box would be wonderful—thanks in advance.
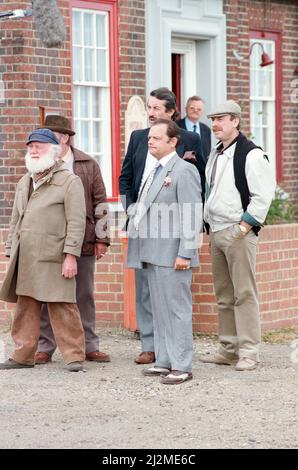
[212,127,222,132]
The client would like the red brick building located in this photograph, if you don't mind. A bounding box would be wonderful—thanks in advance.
[0,0,297,331]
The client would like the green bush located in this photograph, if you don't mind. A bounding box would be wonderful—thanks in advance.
[265,186,298,225]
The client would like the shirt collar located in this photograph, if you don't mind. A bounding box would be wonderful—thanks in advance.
[62,147,73,163]
[185,117,200,131]
[157,151,176,167]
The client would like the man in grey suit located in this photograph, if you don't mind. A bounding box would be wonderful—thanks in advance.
[120,87,205,366]
[126,119,202,384]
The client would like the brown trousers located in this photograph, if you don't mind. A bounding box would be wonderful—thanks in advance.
[37,255,99,355]
[11,296,85,365]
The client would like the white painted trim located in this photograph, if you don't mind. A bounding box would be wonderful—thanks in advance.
[171,38,197,107]
[145,0,226,115]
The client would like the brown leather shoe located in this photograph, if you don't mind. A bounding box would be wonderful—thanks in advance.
[161,370,193,385]
[134,351,155,364]
[85,351,111,362]
[34,352,52,364]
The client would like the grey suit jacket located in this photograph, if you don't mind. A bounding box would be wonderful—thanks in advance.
[126,154,202,269]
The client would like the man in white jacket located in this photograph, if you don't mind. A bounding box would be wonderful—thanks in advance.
[201,100,276,371]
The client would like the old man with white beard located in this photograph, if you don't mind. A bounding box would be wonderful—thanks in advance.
[0,128,87,372]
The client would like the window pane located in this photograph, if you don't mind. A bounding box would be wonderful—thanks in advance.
[80,86,89,118]
[92,87,101,118]
[262,102,269,126]
[83,13,93,47]
[84,49,94,82]
[81,121,90,151]
[93,121,101,153]
[74,119,80,137]
[73,47,82,81]
[97,50,107,82]
[251,101,262,127]
[250,70,256,97]
[252,126,262,147]
[96,15,106,47]
[257,69,273,98]
[72,10,81,45]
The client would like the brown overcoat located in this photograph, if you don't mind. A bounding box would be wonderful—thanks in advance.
[0,165,86,303]
[72,147,110,254]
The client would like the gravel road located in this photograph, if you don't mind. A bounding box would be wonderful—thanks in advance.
[0,328,297,449]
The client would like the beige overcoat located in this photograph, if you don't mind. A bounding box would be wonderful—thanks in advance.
[0,165,86,303]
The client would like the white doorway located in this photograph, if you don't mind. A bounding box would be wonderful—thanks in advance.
[171,38,197,114]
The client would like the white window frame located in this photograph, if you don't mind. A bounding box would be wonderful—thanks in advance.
[72,8,112,196]
[250,38,276,177]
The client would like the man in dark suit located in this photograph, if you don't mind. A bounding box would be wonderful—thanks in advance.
[176,95,211,160]
[119,87,205,365]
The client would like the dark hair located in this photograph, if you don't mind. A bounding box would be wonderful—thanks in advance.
[150,118,181,147]
[186,95,204,106]
[150,87,179,121]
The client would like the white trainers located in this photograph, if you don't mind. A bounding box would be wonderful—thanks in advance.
[66,361,85,372]
[199,352,238,365]
[235,357,258,371]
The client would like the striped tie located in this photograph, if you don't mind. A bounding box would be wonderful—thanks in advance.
[134,161,161,229]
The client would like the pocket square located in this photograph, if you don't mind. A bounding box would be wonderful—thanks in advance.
[182,151,197,162]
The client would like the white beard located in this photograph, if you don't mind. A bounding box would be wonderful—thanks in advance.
[25,145,61,174]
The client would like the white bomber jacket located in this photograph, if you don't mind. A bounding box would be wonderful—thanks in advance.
[204,139,276,233]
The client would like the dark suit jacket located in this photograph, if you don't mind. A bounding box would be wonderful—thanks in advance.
[119,127,206,210]
[176,118,211,161]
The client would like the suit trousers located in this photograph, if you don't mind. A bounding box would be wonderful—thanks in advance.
[146,264,193,372]
[135,268,154,352]
[37,255,99,356]
[11,295,85,365]
[210,224,261,361]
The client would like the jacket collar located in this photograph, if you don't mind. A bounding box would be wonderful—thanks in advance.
[33,160,66,190]
[215,134,240,160]
[141,153,179,215]
[71,146,91,161]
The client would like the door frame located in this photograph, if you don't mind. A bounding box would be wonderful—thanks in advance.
[171,38,197,112]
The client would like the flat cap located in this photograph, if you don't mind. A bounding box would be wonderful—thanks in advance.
[207,100,241,118]
[26,128,60,145]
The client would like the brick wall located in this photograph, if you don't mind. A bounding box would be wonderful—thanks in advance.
[224,0,298,203]
[1,225,298,331]
[0,0,72,227]
[118,0,146,157]
[193,225,298,333]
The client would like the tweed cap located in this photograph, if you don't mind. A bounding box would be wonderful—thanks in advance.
[207,100,241,118]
